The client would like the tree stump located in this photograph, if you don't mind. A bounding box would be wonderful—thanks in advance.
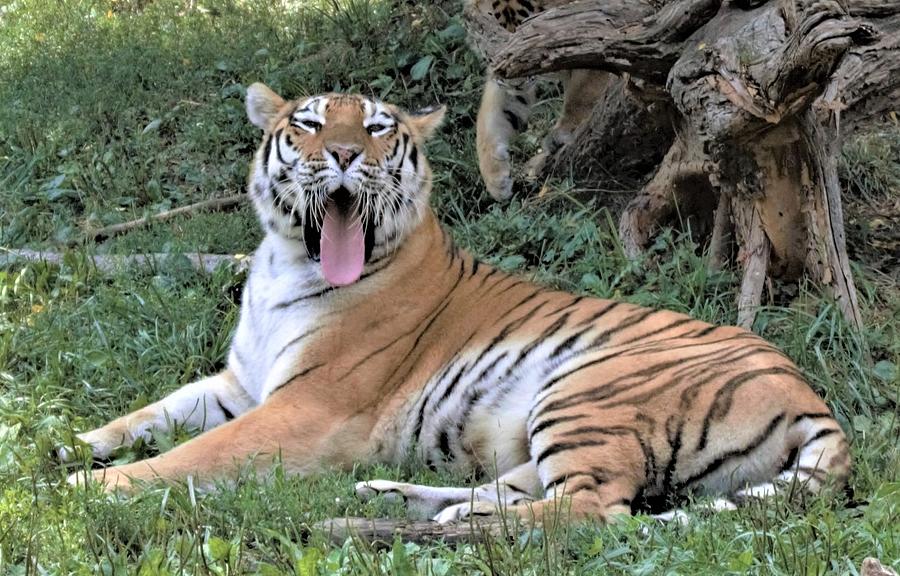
[468,0,900,328]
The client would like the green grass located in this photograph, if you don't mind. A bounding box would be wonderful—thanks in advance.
[1,0,898,573]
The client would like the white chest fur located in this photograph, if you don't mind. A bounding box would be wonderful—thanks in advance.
[227,234,332,403]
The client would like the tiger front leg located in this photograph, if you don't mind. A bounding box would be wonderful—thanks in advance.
[68,399,374,493]
[59,369,256,462]
[476,74,535,201]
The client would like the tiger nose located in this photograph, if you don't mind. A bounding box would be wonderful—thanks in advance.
[326,144,362,169]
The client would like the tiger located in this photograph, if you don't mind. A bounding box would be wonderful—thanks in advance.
[63,85,850,527]
[470,0,610,200]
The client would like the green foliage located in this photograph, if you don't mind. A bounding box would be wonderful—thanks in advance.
[0,0,483,248]
[0,0,898,573]
[840,128,900,201]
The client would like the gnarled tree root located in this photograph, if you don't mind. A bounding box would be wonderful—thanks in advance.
[473,0,900,329]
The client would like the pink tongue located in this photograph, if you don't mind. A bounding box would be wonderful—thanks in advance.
[320,200,365,286]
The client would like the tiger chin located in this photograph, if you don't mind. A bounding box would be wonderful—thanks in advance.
[62,85,850,527]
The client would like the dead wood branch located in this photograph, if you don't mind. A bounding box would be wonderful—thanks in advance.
[314,517,511,546]
[80,194,245,244]
[733,201,772,328]
[708,191,732,271]
[492,0,719,82]
[1,249,251,274]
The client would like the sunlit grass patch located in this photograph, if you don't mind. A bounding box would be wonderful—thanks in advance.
[0,0,898,573]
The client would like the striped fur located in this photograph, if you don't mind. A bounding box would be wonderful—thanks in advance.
[470,0,609,200]
[65,88,850,526]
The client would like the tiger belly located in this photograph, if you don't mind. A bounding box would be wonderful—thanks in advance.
[387,339,574,474]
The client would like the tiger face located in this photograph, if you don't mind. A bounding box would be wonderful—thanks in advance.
[245,84,445,286]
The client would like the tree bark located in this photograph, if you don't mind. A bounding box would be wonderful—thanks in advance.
[472,0,900,329]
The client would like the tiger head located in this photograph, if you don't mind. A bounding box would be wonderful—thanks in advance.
[245,83,445,286]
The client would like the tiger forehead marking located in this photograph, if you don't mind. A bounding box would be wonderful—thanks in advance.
[278,94,399,163]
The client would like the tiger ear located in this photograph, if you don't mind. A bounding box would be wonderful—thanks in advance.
[246,83,286,130]
[406,105,446,141]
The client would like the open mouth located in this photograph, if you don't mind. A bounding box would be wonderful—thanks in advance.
[303,187,376,286]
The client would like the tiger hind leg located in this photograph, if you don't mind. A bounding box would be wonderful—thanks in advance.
[646,470,846,528]
[737,413,851,503]
[523,69,612,181]
[435,429,647,525]
[430,408,847,526]
[476,73,536,200]
[648,463,846,528]
[650,413,851,525]
[433,481,638,525]
[427,421,847,526]
[356,461,541,520]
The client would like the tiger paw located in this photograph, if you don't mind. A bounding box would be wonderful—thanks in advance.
[58,426,133,463]
[66,466,134,494]
[354,480,409,504]
[433,501,497,524]
[480,147,513,201]
[524,150,550,182]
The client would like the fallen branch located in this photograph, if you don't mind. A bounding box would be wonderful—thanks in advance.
[313,517,510,546]
[708,191,732,272]
[491,0,718,83]
[79,194,245,244]
[1,249,251,274]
